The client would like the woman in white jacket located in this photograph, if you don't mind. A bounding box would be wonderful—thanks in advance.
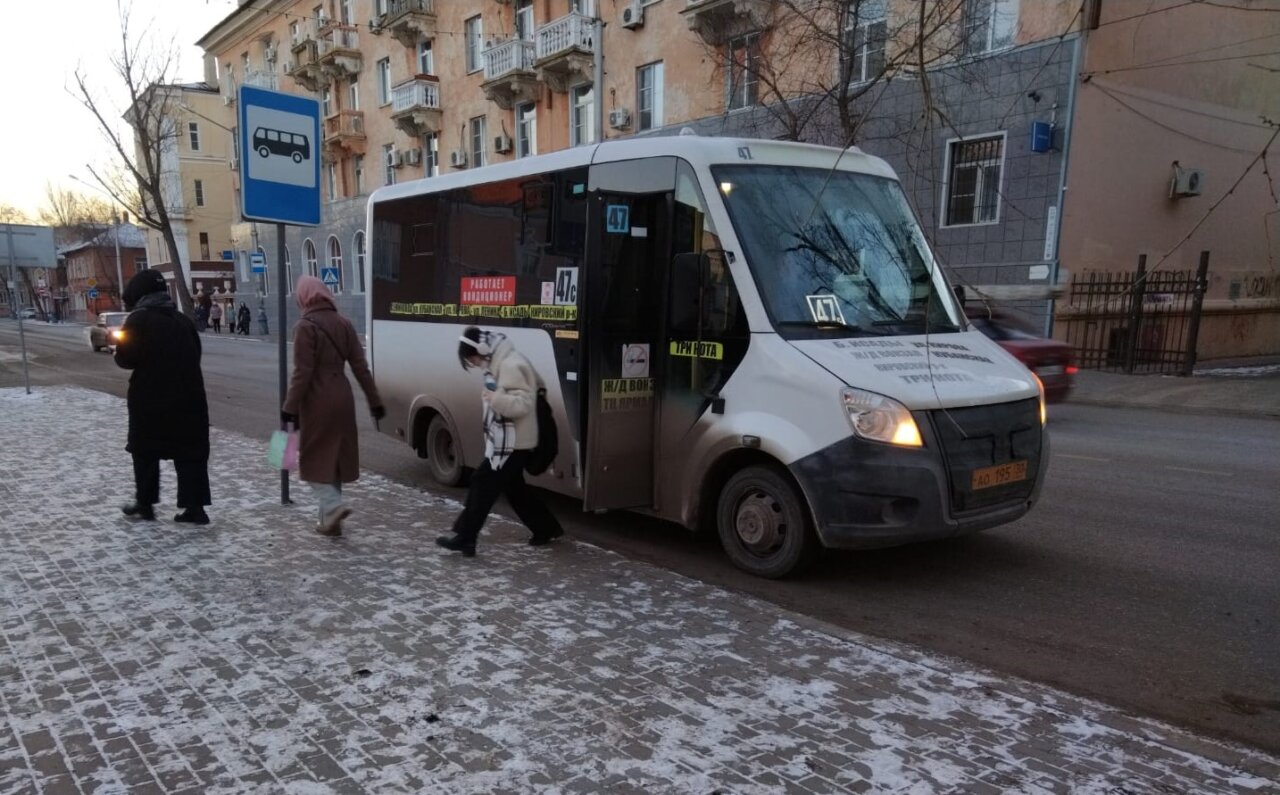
[436,327,565,557]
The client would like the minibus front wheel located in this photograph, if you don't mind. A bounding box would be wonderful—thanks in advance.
[424,414,465,486]
[716,465,816,579]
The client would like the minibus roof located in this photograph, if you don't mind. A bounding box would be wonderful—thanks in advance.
[368,135,899,206]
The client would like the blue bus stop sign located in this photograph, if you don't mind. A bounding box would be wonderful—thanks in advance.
[238,85,321,226]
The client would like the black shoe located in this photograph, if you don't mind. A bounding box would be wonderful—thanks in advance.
[174,508,210,526]
[121,503,156,521]
[528,527,565,546]
[435,535,476,557]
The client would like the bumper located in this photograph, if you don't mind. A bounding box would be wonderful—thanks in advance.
[789,403,1048,550]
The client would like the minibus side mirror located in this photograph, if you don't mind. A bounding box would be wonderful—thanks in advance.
[953,285,967,307]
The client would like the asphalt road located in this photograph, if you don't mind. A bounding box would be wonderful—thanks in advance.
[4,319,1279,754]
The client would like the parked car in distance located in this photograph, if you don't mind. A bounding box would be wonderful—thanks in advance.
[90,312,130,352]
[16,307,37,320]
[967,309,1077,403]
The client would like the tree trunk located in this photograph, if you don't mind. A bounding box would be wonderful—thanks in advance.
[158,217,194,316]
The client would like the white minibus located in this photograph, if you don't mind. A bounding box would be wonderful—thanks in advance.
[367,136,1047,578]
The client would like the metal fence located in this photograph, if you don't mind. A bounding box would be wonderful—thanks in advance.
[1062,252,1209,375]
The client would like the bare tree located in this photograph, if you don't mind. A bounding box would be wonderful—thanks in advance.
[71,1,194,314]
[38,184,120,245]
[0,205,31,224]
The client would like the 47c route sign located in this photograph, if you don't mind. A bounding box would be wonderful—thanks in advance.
[238,85,321,226]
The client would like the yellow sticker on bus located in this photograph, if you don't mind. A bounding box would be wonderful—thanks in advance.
[601,378,653,413]
[669,340,724,360]
[389,303,578,321]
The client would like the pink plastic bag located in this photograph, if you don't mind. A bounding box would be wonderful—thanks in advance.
[268,425,299,471]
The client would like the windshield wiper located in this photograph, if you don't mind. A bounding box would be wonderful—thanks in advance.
[774,320,891,336]
[871,318,963,332]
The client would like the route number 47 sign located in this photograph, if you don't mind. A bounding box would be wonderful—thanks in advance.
[554,267,578,306]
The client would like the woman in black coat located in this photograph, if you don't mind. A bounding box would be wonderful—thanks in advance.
[114,270,212,524]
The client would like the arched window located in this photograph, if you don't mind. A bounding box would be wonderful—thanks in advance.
[284,245,293,294]
[304,238,318,278]
[353,231,366,293]
[327,235,343,293]
[256,246,269,296]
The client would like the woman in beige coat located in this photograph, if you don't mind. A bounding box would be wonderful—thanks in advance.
[282,275,385,535]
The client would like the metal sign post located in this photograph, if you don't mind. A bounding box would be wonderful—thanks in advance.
[1,223,56,395]
[238,85,321,505]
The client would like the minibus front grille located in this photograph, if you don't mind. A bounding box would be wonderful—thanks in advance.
[930,398,1042,515]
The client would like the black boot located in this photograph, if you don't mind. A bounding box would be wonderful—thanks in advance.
[528,527,565,546]
[121,503,156,521]
[174,508,210,525]
[435,534,476,557]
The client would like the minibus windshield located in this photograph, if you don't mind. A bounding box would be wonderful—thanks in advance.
[713,164,963,340]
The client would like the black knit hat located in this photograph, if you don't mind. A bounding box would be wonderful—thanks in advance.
[122,269,167,310]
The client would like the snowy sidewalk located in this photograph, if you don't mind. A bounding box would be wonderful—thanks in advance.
[1,387,1277,794]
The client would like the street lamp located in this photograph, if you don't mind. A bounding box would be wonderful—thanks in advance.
[68,173,127,311]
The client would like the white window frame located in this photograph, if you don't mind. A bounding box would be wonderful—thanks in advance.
[353,230,366,293]
[188,122,201,152]
[347,76,359,111]
[354,154,365,195]
[290,21,301,45]
[418,40,434,75]
[515,0,535,41]
[327,235,343,293]
[637,62,664,131]
[727,33,760,111]
[425,132,440,177]
[571,0,595,15]
[194,179,205,207]
[377,58,392,105]
[571,84,595,146]
[340,0,353,24]
[465,16,483,74]
[941,132,1007,228]
[284,245,293,294]
[383,143,396,186]
[516,103,537,158]
[304,238,318,278]
[964,0,1019,56]
[326,162,338,201]
[470,116,488,168]
[322,86,333,117]
[845,0,887,84]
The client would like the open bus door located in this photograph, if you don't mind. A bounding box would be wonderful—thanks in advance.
[581,158,676,511]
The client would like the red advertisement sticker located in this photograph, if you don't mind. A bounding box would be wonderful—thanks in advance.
[460,276,517,306]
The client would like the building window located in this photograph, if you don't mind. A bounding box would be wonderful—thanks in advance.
[515,0,534,41]
[290,21,301,44]
[637,62,664,131]
[418,40,434,75]
[571,85,595,146]
[465,16,483,73]
[135,253,148,270]
[327,162,338,201]
[199,233,210,261]
[194,180,205,207]
[327,235,343,292]
[340,0,353,24]
[188,122,201,151]
[425,132,439,177]
[846,0,887,83]
[964,0,1018,55]
[354,154,365,195]
[571,0,595,14]
[383,143,396,185]
[347,76,359,111]
[375,0,387,15]
[284,245,293,293]
[727,33,760,110]
[516,103,537,158]
[944,134,1005,226]
[322,86,333,117]
[377,58,391,104]
[304,238,318,277]
[470,116,488,167]
[353,230,366,293]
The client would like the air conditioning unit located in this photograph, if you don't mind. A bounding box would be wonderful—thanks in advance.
[223,95,235,106]
[404,147,423,166]
[369,15,385,33]
[609,108,632,130]
[389,150,404,168]
[228,157,239,171]
[493,134,513,154]
[1170,166,1205,199]
[450,150,468,168]
[620,0,645,29]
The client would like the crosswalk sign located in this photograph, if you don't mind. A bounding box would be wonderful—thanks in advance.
[320,267,340,287]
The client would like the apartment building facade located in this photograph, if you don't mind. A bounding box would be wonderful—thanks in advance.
[60,223,147,321]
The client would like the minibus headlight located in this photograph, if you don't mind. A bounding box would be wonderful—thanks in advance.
[840,388,923,447]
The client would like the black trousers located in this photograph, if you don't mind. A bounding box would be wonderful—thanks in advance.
[452,450,562,544]
[132,454,211,509]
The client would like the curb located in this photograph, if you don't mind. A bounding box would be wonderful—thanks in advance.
[1065,397,1280,420]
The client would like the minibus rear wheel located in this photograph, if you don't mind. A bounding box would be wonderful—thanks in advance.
[425,414,464,486]
[716,465,815,579]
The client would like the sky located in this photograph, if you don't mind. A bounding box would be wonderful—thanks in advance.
[0,0,237,218]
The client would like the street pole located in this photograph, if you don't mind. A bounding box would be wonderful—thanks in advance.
[113,216,125,310]
[593,15,604,144]
[5,225,32,394]
[277,222,290,505]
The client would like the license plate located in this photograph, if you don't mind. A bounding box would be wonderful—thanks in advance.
[1037,365,1065,376]
[971,460,1028,491]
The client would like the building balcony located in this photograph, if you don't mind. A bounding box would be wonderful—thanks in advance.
[323,110,366,156]
[317,25,362,79]
[391,76,442,138]
[287,38,324,92]
[681,0,771,46]
[220,70,277,105]
[534,12,596,93]
[482,39,539,110]
[382,0,437,49]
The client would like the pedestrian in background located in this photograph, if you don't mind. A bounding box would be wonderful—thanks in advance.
[114,269,212,525]
[436,327,564,557]
[281,275,385,536]
[237,302,251,335]
[210,302,223,334]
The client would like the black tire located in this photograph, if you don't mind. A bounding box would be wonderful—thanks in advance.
[257,145,270,158]
[716,465,816,579]
[425,414,465,486]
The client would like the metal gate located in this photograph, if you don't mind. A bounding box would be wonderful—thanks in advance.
[1062,252,1209,375]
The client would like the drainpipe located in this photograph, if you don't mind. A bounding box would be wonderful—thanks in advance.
[593,13,604,143]
[1046,34,1083,338]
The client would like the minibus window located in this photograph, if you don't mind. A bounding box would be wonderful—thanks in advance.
[713,165,962,340]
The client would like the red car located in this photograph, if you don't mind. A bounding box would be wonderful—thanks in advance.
[967,311,1077,403]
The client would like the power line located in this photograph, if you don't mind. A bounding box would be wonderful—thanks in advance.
[1095,1,1200,28]
[1087,82,1262,153]
[1091,81,1277,129]
[1082,49,1280,76]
